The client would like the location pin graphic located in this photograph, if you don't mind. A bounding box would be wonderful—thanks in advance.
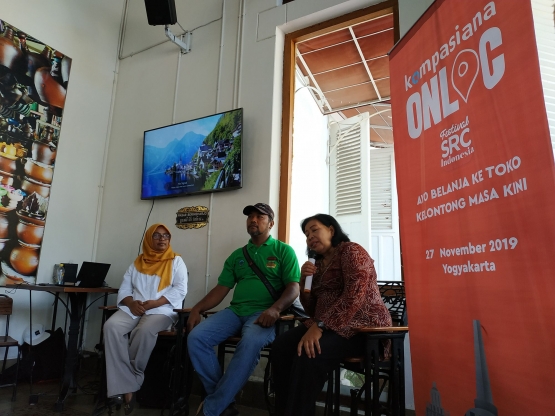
[451,49,480,103]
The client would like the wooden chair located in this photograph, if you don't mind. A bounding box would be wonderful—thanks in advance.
[0,294,22,402]
[204,311,297,416]
[326,281,408,416]
[140,308,192,416]
[92,305,191,416]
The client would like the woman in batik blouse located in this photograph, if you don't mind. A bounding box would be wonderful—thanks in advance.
[272,213,391,416]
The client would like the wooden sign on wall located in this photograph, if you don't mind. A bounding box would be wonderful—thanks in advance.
[175,206,209,229]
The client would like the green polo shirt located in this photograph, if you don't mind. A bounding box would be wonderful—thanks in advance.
[217,236,300,316]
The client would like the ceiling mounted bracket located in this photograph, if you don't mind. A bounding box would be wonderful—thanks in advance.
[165,25,192,54]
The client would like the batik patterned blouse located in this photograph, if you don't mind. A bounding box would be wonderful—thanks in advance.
[302,242,392,339]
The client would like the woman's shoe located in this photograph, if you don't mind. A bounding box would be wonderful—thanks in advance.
[108,394,123,405]
[123,393,136,415]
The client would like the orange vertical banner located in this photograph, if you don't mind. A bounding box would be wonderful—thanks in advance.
[390,0,555,414]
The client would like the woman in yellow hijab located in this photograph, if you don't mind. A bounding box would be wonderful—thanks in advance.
[103,224,188,414]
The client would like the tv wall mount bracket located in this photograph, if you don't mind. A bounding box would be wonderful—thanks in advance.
[165,25,192,54]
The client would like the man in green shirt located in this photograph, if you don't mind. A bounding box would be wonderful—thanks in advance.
[187,203,300,416]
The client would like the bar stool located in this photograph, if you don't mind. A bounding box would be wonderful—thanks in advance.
[0,294,21,402]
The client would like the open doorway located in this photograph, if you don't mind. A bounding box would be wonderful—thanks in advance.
[279,1,402,281]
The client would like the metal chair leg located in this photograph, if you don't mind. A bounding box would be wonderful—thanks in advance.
[217,343,225,371]
[324,370,333,416]
[349,387,360,416]
[10,345,21,402]
[264,358,275,416]
[1,345,8,374]
[332,367,341,416]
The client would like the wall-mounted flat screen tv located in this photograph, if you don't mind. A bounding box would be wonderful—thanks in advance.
[141,108,243,199]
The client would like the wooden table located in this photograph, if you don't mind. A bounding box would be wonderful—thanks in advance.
[355,326,409,416]
[6,283,118,411]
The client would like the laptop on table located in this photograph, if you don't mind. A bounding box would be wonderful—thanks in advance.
[76,262,111,288]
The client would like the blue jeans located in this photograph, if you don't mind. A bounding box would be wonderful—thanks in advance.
[187,308,276,416]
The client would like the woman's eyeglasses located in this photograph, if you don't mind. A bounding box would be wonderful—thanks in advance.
[153,232,171,240]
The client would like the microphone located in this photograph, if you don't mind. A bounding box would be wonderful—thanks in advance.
[304,251,317,293]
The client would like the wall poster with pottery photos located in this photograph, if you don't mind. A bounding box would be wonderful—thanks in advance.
[0,19,71,284]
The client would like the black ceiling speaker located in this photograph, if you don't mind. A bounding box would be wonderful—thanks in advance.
[144,0,177,26]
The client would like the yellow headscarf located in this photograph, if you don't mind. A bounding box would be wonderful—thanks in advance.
[134,223,179,292]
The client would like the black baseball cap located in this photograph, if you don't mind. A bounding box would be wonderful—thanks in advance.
[243,203,274,221]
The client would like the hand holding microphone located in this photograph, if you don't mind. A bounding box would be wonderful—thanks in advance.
[303,251,317,293]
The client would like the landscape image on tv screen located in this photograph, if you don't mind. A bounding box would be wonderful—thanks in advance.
[141,108,242,199]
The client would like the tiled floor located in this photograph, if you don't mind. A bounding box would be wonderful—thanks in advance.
[0,381,270,416]
[0,354,354,416]
[0,380,355,416]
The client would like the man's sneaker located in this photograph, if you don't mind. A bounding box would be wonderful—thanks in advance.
[196,401,205,416]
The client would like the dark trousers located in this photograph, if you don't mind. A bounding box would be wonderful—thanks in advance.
[271,324,363,416]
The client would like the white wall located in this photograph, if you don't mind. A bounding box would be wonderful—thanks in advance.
[532,0,555,151]
[0,0,124,356]
[96,0,390,324]
[398,0,434,38]
[94,0,388,375]
[0,0,435,390]
[96,0,432,388]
